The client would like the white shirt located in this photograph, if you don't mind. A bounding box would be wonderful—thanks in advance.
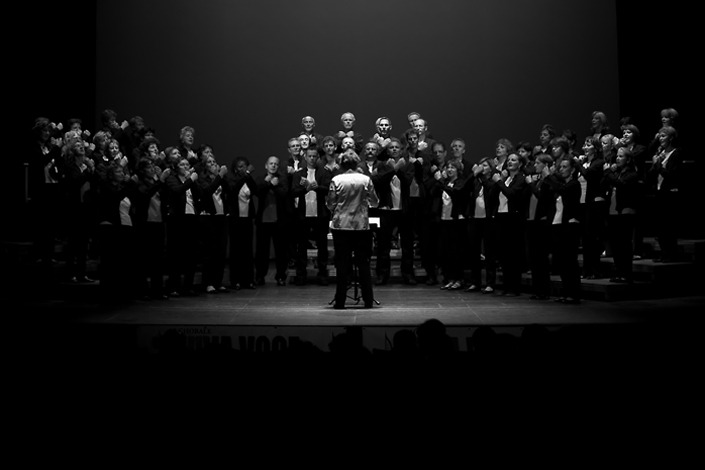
[305,168,318,217]
[238,184,251,217]
[390,175,402,210]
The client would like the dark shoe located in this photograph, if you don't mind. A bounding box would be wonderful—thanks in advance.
[563,297,581,305]
[246,283,257,289]
[217,286,229,293]
[364,302,373,309]
[403,276,417,286]
[233,283,242,291]
[276,278,286,286]
[333,303,345,310]
[465,284,480,292]
[529,295,549,300]
[425,277,438,286]
[448,281,463,290]
[375,277,388,286]
[256,277,265,286]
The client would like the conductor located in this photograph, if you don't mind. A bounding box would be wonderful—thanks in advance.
[326,148,380,309]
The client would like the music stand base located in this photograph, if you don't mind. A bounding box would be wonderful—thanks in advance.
[328,265,379,306]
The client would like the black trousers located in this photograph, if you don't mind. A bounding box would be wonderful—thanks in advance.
[331,229,373,306]
[228,216,255,287]
[551,222,582,300]
[439,218,467,282]
[468,217,497,288]
[527,219,552,297]
[655,189,680,259]
[135,221,165,297]
[295,216,330,279]
[376,210,414,279]
[200,215,228,288]
[583,201,608,277]
[607,213,635,280]
[255,220,288,282]
[166,215,199,293]
[496,212,525,295]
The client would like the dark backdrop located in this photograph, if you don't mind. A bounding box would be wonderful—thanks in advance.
[94,0,620,168]
[9,0,698,239]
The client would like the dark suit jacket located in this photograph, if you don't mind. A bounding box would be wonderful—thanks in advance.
[255,172,290,223]
[648,147,683,193]
[374,159,411,214]
[224,170,257,218]
[132,176,166,225]
[475,173,500,219]
[439,177,470,220]
[578,157,609,203]
[493,171,529,217]
[164,173,200,217]
[529,176,557,221]
[291,166,333,219]
[196,173,227,215]
[603,166,641,213]
[544,174,582,223]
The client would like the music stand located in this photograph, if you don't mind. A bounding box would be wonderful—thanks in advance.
[328,255,380,306]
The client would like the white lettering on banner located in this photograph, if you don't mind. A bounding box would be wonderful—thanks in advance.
[139,325,541,354]
[141,325,348,354]
[238,335,298,353]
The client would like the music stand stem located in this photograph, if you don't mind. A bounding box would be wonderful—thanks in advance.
[329,256,380,305]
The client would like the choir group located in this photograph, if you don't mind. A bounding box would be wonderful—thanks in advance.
[25,107,685,305]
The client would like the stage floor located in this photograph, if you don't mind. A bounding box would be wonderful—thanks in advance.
[20,280,705,355]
